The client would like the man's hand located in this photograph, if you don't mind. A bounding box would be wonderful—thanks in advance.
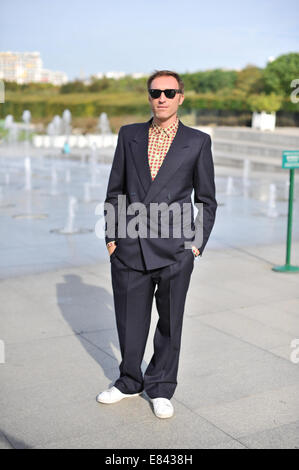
[107,241,117,256]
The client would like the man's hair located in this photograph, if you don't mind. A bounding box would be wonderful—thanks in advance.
[147,70,184,94]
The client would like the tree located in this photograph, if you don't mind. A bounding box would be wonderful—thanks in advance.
[88,77,110,92]
[247,93,283,113]
[263,52,299,97]
[235,65,265,94]
[60,80,87,94]
[181,69,237,93]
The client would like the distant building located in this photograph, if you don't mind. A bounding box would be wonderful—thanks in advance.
[93,71,147,80]
[94,71,126,80]
[40,69,68,86]
[131,72,147,79]
[0,51,68,85]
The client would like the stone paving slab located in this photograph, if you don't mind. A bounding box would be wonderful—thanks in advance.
[195,384,299,440]
[239,420,299,449]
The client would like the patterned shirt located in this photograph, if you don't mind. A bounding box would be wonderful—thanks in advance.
[148,117,179,180]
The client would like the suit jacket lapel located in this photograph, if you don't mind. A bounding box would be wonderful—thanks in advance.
[129,117,153,196]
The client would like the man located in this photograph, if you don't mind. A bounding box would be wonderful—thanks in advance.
[97,70,217,419]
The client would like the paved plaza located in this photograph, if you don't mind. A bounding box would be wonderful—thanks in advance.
[0,138,299,449]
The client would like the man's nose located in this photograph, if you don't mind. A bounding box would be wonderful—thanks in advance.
[158,92,166,101]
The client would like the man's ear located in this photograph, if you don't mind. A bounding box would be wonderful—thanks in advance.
[179,94,185,105]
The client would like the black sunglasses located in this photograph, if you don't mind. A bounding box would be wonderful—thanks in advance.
[148,89,182,99]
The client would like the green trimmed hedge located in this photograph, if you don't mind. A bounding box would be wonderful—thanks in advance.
[0,91,298,120]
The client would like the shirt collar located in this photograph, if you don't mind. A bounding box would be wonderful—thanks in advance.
[151,116,179,137]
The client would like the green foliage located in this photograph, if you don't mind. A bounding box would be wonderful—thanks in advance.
[235,65,265,94]
[263,53,299,97]
[60,80,86,94]
[247,93,283,113]
[88,77,110,92]
[4,81,58,95]
[59,75,148,94]
[181,69,237,93]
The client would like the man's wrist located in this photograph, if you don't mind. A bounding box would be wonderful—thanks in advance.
[191,246,200,257]
[107,241,116,248]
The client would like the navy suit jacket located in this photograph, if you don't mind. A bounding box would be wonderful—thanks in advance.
[104,116,217,271]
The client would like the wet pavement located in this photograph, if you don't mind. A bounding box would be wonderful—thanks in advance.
[0,145,298,278]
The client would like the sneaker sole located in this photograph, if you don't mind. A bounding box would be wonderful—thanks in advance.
[96,391,142,404]
[155,413,174,419]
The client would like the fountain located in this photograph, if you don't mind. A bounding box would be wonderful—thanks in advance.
[98,112,112,149]
[46,115,62,157]
[61,196,78,234]
[24,156,32,191]
[22,110,31,158]
[53,115,63,135]
[4,115,18,157]
[4,114,14,137]
[98,112,111,135]
[89,142,98,187]
[4,115,14,142]
[50,163,59,196]
[1,110,111,242]
[65,168,71,183]
[81,180,99,204]
[0,182,15,209]
[243,159,251,187]
[226,176,236,196]
[80,153,87,167]
[47,121,56,149]
[266,183,279,218]
[62,109,72,139]
[50,196,93,235]
[84,182,91,203]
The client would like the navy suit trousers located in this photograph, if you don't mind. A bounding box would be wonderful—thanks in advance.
[110,248,195,399]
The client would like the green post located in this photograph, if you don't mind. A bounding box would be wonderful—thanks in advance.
[272,152,299,273]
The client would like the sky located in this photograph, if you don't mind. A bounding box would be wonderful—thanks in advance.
[0,0,298,80]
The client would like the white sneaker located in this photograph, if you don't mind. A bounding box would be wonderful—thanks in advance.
[96,386,142,404]
[150,397,174,418]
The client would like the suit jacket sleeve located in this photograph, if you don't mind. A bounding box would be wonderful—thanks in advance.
[193,134,217,256]
[104,126,126,244]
